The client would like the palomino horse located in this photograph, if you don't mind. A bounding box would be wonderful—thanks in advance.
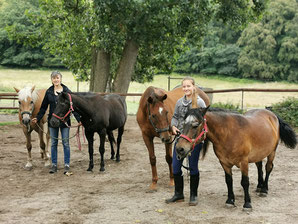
[50,92,127,172]
[175,97,297,210]
[14,86,50,169]
[136,86,210,191]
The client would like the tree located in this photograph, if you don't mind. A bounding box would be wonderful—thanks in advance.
[237,0,298,82]
[14,0,268,93]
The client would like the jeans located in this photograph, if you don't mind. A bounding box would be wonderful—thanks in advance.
[173,142,202,176]
[49,127,70,166]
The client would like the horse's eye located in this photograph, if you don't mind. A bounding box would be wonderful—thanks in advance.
[18,101,21,105]
[30,101,33,104]
[192,122,199,128]
[152,114,156,119]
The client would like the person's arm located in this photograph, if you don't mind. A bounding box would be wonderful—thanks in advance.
[171,100,180,135]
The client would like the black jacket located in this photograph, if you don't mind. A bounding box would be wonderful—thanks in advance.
[36,84,80,128]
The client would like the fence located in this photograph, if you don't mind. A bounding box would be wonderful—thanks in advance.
[1,88,297,113]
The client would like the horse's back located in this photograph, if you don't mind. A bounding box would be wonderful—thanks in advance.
[104,94,127,129]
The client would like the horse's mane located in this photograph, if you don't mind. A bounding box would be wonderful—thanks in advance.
[17,86,39,103]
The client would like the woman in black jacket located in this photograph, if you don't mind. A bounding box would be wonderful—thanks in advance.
[33,71,80,174]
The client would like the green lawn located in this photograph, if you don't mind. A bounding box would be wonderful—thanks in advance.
[1,69,298,114]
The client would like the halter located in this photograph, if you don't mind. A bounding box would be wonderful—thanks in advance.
[147,103,170,134]
[179,116,208,151]
[52,93,74,122]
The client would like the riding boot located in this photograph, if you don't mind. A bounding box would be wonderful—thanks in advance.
[189,174,200,206]
[165,174,184,203]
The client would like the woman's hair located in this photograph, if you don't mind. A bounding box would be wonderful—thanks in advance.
[182,76,195,85]
[51,71,62,79]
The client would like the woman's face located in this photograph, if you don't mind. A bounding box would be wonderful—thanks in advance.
[51,75,61,86]
[182,80,194,97]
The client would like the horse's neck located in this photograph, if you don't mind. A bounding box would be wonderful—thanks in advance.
[72,94,94,117]
[205,112,226,144]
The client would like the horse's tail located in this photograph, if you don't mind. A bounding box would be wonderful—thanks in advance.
[277,115,297,149]
[201,138,210,159]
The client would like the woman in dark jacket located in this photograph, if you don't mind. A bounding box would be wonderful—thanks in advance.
[33,71,80,174]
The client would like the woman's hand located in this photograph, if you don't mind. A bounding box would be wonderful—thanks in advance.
[172,126,180,135]
[32,118,37,124]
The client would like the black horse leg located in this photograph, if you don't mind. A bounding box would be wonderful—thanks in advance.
[224,171,235,206]
[261,152,275,195]
[116,126,124,162]
[107,131,115,160]
[255,161,264,192]
[241,175,252,210]
[86,131,94,171]
[99,131,106,172]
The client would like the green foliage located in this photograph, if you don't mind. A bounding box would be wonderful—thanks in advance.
[237,0,298,82]
[270,97,298,127]
[211,102,244,114]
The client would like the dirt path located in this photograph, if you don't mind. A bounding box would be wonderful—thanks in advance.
[0,115,298,224]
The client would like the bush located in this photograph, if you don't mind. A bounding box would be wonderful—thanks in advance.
[211,102,244,113]
[269,97,298,127]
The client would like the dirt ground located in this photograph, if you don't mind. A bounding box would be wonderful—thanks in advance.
[0,114,298,224]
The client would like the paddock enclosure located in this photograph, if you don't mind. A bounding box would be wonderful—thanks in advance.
[0,114,298,224]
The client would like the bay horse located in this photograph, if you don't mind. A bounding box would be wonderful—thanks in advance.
[50,92,127,172]
[136,86,210,191]
[175,98,297,210]
[14,86,50,170]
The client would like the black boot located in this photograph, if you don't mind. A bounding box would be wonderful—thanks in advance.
[165,174,184,203]
[189,174,200,206]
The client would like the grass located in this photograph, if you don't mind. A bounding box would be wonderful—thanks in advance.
[1,68,298,115]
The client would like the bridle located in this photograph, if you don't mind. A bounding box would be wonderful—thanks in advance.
[179,116,208,151]
[52,93,74,124]
[147,103,170,134]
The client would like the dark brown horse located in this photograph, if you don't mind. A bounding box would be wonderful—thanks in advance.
[14,86,50,170]
[50,92,127,172]
[136,86,210,191]
[175,101,297,210]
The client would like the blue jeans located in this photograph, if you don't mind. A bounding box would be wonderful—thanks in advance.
[173,142,202,176]
[49,127,70,166]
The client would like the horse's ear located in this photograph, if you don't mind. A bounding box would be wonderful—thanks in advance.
[31,85,36,93]
[148,96,153,104]
[202,105,210,116]
[13,87,20,93]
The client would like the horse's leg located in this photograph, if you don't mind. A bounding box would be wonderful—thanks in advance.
[23,127,33,170]
[240,159,252,210]
[221,162,235,207]
[165,142,174,186]
[142,133,157,191]
[36,124,50,167]
[85,131,94,171]
[260,151,276,196]
[99,129,107,172]
[107,131,116,160]
[255,161,264,192]
[115,126,124,162]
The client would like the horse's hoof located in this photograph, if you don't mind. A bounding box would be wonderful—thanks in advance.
[256,188,261,192]
[100,167,105,172]
[110,156,115,160]
[116,158,120,162]
[259,192,268,197]
[24,165,33,171]
[225,203,236,208]
[87,168,93,172]
[44,161,51,168]
[243,202,252,212]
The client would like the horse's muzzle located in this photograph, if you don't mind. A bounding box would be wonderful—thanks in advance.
[50,117,60,128]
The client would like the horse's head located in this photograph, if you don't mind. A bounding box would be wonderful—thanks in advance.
[50,92,73,127]
[14,86,37,126]
[175,106,209,160]
[147,90,172,143]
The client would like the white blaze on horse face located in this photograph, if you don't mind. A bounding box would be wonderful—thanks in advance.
[159,107,163,115]
[185,115,196,125]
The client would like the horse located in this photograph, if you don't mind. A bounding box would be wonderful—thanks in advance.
[136,85,210,191]
[50,92,127,172]
[14,86,50,170]
[175,95,297,210]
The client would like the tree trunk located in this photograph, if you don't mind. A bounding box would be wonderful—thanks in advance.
[113,39,139,93]
[89,48,110,92]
